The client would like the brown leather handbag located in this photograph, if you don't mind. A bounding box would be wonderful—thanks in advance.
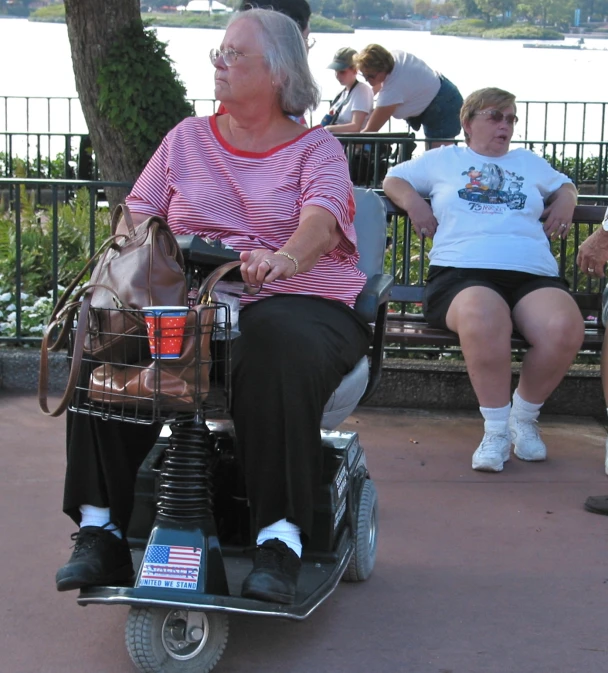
[38,204,187,417]
[87,261,241,412]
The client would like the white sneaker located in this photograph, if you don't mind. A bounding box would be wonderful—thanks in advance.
[472,431,511,472]
[509,415,547,461]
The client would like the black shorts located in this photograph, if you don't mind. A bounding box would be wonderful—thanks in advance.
[423,266,570,330]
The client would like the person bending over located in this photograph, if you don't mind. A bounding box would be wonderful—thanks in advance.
[383,87,583,473]
[55,9,371,605]
[355,43,463,148]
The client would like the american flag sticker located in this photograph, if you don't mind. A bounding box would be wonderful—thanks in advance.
[138,544,202,590]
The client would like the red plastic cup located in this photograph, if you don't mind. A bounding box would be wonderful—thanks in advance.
[142,306,189,359]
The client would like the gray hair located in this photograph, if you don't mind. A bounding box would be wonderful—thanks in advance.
[228,8,321,116]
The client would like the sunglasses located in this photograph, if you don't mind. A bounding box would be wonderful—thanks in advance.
[360,71,379,83]
[473,109,519,125]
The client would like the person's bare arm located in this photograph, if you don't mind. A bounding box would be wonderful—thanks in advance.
[361,104,398,133]
[577,226,608,278]
[327,111,368,134]
[240,205,340,286]
[541,182,578,239]
[383,176,438,238]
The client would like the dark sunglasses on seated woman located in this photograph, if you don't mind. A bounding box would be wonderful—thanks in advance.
[474,109,519,125]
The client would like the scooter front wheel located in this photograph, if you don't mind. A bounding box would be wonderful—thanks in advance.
[125,607,229,673]
[342,478,378,582]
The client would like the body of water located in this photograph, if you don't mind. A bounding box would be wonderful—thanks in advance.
[2,17,608,142]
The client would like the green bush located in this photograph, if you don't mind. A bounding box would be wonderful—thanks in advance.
[484,25,563,39]
[0,189,111,338]
[29,4,66,21]
[433,20,563,39]
[0,153,72,179]
[145,11,230,29]
[432,19,485,36]
[544,154,604,184]
[310,14,354,32]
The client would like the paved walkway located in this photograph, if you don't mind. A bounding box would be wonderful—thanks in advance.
[2,392,608,673]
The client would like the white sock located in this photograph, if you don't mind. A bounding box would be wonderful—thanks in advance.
[480,403,511,433]
[257,519,302,557]
[79,504,122,539]
[512,389,543,422]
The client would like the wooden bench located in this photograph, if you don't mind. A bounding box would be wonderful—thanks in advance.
[379,197,608,354]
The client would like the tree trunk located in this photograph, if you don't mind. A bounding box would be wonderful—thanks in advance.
[64,0,143,208]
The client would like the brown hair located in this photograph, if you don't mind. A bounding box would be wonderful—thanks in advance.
[460,87,517,143]
[354,44,394,74]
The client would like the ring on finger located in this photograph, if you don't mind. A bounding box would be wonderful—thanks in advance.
[262,259,272,268]
[560,223,568,229]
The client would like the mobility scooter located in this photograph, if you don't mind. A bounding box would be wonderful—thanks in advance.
[67,188,392,673]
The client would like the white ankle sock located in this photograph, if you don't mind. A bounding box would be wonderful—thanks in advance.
[79,505,122,539]
[480,403,511,433]
[512,389,543,421]
[257,519,302,557]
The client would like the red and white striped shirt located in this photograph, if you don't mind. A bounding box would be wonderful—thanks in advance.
[126,115,366,306]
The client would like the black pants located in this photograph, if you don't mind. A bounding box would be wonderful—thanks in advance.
[63,295,371,540]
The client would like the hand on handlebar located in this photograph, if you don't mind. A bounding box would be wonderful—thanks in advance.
[240,249,297,288]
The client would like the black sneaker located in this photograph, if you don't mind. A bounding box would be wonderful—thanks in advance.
[241,538,301,604]
[55,525,134,592]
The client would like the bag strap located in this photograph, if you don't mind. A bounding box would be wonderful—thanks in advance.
[111,203,136,236]
[48,233,125,326]
[39,291,93,417]
[328,81,359,126]
[39,260,241,417]
[196,260,242,304]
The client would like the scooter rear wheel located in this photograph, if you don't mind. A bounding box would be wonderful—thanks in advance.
[125,607,229,673]
[342,478,378,582]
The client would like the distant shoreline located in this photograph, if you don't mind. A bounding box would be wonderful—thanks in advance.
[5,14,608,40]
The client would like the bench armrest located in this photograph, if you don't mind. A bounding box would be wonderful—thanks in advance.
[354,273,394,323]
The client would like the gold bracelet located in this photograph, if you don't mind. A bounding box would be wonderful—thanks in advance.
[274,251,299,274]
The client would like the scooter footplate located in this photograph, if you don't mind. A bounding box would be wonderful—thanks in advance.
[77,536,353,620]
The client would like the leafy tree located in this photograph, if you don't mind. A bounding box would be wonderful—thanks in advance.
[414,0,433,15]
[64,0,193,208]
[475,0,515,22]
[455,0,481,16]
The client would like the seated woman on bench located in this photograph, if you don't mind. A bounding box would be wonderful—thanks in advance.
[55,9,371,604]
[383,87,583,473]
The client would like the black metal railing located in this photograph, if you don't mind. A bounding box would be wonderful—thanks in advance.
[1,132,95,182]
[2,178,607,350]
[3,95,608,142]
[3,131,608,193]
[0,178,128,345]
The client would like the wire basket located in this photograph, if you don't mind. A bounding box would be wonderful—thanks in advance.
[68,302,232,424]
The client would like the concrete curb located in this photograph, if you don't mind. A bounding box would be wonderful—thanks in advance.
[2,348,604,420]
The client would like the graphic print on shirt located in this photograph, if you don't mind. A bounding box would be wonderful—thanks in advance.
[458,163,526,212]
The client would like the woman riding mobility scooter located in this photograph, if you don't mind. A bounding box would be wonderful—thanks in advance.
[58,188,391,673]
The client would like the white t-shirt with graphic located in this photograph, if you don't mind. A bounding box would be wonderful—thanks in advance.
[386,145,573,276]
[376,51,441,119]
[330,81,374,125]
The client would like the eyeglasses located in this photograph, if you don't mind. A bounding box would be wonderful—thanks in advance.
[474,109,519,126]
[209,47,263,67]
[305,37,316,50]
[360,71,379,83]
